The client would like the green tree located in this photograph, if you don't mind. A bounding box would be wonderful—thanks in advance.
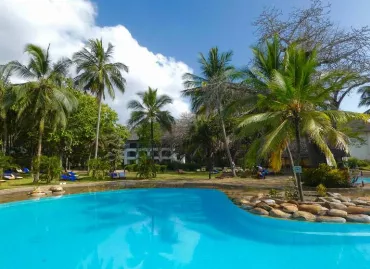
[135,122,162,149]
[73,38,128,159]
[239,41,365,201]
[7,44,77,182]
[185,116,220,179]
[128,87,175,161]
[182,47,239,177]
[358,86,370,114]
[0,65,13,153]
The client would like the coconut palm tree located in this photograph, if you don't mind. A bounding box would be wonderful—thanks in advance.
[358,86,370,113]
[73,38,128,159]
[185,116,220,179]
[239,42,365,201]
[182,47,240,176]
[0,65,13,153]
[7,44,77,182]
[128,87,175,161]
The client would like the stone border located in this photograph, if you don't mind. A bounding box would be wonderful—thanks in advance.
[234,192,370,224]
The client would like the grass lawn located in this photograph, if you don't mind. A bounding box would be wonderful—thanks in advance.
[0,171,213,190]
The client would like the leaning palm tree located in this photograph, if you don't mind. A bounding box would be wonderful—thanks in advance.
[182,47,239,176]
[73,38,128,159]
[128,87,175,161]
[7,44,77,182]
[239,42,366,201]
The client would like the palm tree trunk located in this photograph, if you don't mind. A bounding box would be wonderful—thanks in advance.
[150,119,154,162]
[2,119,7,154]
[34,117,45,183]
[293,116,304,201]
[220,116,236,177]
[94,93,103,159]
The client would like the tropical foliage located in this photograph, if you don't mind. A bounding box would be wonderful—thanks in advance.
[182,47,240,176]
[128,87,175,160]
[73,38,128,159]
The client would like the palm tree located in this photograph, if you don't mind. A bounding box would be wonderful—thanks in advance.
[239,42,365,201]
[185,116,220,179]
[128,87,175,161]
[182,47,239,176]
[73,38,128,159]
[358,86,370,113]
[0,65,13,153]
[7,44,77,182]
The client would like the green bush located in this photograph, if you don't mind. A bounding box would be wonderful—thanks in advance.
[269,189,279,198]
[136,153,156,179]
[37,156,61,183]
[125,164,138,172]
[0,153,14,179]
[303,164,350,188]
[159,165,167,173]
[347,157,370,168]
[88,158,110,180]
[165,162,201,171]
[316,183,327,197]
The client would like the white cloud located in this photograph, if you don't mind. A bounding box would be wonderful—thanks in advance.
[0,0,191,124]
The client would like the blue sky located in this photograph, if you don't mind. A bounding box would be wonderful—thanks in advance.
[1,0,369,122]
[94,0,370,112]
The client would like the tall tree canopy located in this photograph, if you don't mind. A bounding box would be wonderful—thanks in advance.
[73,38,128,159]
[7,44,77,182]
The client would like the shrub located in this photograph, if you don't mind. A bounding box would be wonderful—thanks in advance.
[269,189,279,198]
[88,158,110,180]
[37,156,61,183]
[159,165,167,173]
[125,164,138,172]
[347,157,369,169]
[303,164,350,188]
[316,183,327,197]
[165,162,201,171]
[136,153,156,179]
[0,154,14,179]
[284,177,299,200]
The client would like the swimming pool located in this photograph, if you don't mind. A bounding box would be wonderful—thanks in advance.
[0,188,369,268]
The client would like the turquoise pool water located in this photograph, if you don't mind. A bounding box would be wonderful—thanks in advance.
[0,188,370,269]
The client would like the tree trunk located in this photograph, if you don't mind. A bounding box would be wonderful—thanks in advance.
[150,119,154,162]
[94,93,103,159]
[293,116,304,201]
[220,116,236,177]
[34,117,44,183]
[2,119,7,154]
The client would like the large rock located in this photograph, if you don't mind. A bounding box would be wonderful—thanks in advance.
[324,202,347,211]
[250,193,264,203]
[342,202,356,207]
[49,186,64,192]
[250,207,269,216]
[316,216,346,223]
[338,196,351,203]
[255,202,272,211]
[315,197,328,203]
[327,192,341,198]
[325,197,342,203]
[29,187,47,197]
[346,214,370,223]
[328,209,348,218]
[262,199,276,205]
[241,202,254,210]
[269,209,291,219]
[352,200,370,206]
[298,204,327,215]
[292,211,316,222]
[346,206,370,215]
[280,203,298,213]
[317,206,329,216]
